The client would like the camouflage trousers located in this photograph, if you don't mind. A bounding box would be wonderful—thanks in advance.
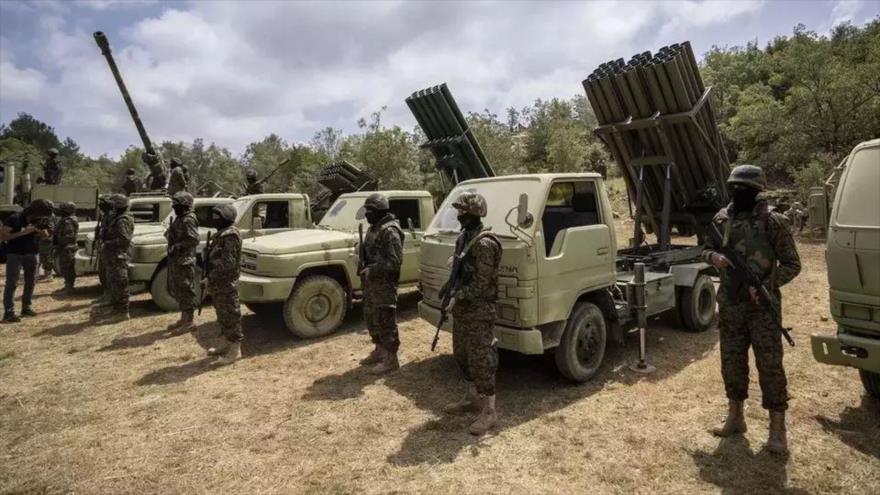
[56,246,77,287]
[103,253,130,311]
[364,299,399,353]
[452,301,498,396]
[38,239,55,274]
[718,301,789,411]
[167,260,196,312]
[212,288,242,343]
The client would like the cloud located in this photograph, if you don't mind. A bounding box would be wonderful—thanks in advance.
[0,61,48,102]
[830,0,865,27]
[75,0,158,10]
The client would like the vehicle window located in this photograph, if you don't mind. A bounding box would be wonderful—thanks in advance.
[130,203,160,224]
[389,199,421,229]
[254,201,289,229]
[327,200,347,217]
[542,181,600,256]
[835,147,880,227]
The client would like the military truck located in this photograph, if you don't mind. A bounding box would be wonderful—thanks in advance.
[1,164,100,221]
[239,190,434,338]
[128,193,310,311]
[811,139,880,399]
[77,193,173,246]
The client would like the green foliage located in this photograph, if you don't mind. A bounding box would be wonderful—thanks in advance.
[0,113,63,155]
[792,153,838,201]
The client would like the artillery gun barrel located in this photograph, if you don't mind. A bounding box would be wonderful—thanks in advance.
[93,31,156,156]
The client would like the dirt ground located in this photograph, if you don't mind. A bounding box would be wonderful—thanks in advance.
[2,233,878,494]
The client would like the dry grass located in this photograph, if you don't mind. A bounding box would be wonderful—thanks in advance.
[1,235,878,494]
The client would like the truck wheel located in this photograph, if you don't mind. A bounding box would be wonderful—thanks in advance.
[150,265,204,312]
[860,370,880,399]
[679,274,716,332]
[555,302,607,382]
[284,275,348,339]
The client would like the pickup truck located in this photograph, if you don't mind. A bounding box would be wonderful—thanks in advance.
[418,174,717,382]
[128,193,311,311]
[238,190,435,338]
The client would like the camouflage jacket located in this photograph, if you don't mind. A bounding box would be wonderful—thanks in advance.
[244,181,264,195]
[456,225,502,305]
[167,168,187,196]
[363,213,404,304]
[703,200,801,304]
[102,212,134,257]
[43,158,62,185]
[207,226,242,293]
[122,177,140,196]
[166,211,199,264]
[53,216,79,249]
[147,164,167,190]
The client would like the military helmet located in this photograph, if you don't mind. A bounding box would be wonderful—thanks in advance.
[171,191,194,208]
[170,157,183,168]
[109,193,129,210]
[27,198,54,217]
[57,201,76,216]
[212,204,237,223]
[452,191,488,217]
[48,148,59,156]
[364,192,390,211]
[727,164,767,192]
[246,169,258,180]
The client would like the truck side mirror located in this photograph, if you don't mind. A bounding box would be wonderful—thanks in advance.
[517,193,533,228]
[252,215,263,238]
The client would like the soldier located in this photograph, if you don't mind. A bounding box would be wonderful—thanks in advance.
[244,169,264,195]
[41,148,63,185]
[37,201,56,282]
[442,192,502,436]
[92,194,134,323]
[122,168,140,196]
[167,157,188,196]
[93,196,114,306]
[358,193,405,374]
[53,201,79,295]
[203,204,244,365]
[165,192,200,333]
[704,164,801,455]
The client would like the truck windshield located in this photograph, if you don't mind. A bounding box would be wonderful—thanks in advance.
[835,146,880,228]
[318,197,366,231]
[427,178,545,234]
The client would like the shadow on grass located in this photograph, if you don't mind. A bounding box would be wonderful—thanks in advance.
[815,394,880,459]
[691,436,808,494]
[135,357,216,386]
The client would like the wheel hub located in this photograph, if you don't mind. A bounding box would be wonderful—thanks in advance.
[305,294,332,322]
[576,323,597,362]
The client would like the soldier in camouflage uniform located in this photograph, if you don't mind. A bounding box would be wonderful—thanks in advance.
[143,152,167,191]
[358,193,405,374]
[244,169,264,195]
[442,192,503,436]
[165,192,200,333]
[41,148,63,185]
[167,157,188,197]
[122,168,140,196]
[204,204,244,365]
[37,202,56,282]
[93,196,114,305]
[704,164,801,455]
[92,194,134,323]
[53,202,79,295]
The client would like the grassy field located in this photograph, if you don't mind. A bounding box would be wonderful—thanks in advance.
[1,232,878,494]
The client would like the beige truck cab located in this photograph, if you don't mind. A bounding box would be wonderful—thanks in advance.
[127,193,310,311]
[419,174,716,382]
[238,190,435,339]
[811,139,880,398]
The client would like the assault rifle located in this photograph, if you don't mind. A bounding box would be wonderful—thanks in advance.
[707,222,795,347]
[357,223,367,280]
[198,231,214,316]
[431,232,468,351]
[90,209,105,266]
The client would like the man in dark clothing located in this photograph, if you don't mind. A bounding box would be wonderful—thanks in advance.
[2,200,53,322]
[122,168,140,196]
[41,148,63,185]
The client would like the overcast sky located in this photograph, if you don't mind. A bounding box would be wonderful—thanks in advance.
[0,0,876,158]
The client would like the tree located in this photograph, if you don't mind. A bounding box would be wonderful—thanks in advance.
[0,113,64,155]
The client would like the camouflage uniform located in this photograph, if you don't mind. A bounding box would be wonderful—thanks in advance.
[363,213,404,353]
[101,196,134,312]
[451,226,502,396]
[53,202,79,289]
[167,164,187,197]
[147,164,167,191]
[166,195,200,313]
[38,214,56,277]
[207,226,243,343]
[43,149,62,185]
[244,170,263,195]
[704,200,801,411]
[122,172,140,196]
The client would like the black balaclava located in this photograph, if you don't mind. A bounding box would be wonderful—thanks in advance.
[365,207,385,225]
[173,204,189,217]
[731,185,760,213]
[211,212,232,230]
[457,212,481,231]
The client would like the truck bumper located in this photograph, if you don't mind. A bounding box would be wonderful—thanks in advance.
[128,261,158,283]
[418,301,545,355]
[811,332,880,374]
[239,272,297,302]
[74,249,98,276]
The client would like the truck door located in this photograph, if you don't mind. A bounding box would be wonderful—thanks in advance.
[389,197,423,283]
[535,180,615,322]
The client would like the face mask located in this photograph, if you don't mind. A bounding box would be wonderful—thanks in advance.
[365,209,384,225]
[173,205,189,216]
[731,186,759,212]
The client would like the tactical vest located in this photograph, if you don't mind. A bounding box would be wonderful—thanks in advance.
[459,228,502,304]
[718,203,778,302]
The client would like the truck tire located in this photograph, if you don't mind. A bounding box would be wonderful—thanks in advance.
[679,274,716,332]
[150,265,204,312]
[860,370,880,399]
[555,302,607,382]
[284,275,348,339]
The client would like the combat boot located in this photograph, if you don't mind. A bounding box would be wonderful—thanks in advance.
[57,284,75,296]
[97,310,130,325]
[207,341,230,356]
[711,400,747,437]
[469,394,497,436]
[359,345,383,366]
[369,349,399,375]
[766,411,788,455]
[214,342,241,366]
[443,382,480,415]
[167,310,196,334]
